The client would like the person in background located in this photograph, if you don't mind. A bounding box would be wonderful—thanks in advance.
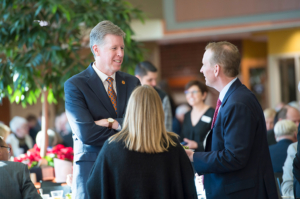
[0,123,10,141]
[0,137,42,199]
[6,116,33,157]
[172,104,191,135]
[281,142,297,197]
[181,80,214,152]
[269,120,297,173]
[35,129,63,148]
[267,106,300,146]
[293,81,300,198]
[55,112,73,148]
[135,61,173,132]
[26,114,41,145]
[87,85,197,199]
[263,108,276,131]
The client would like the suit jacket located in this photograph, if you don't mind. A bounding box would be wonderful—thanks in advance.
[65,63,140,162]
[0,161,41,199]
[269,139,294,173]
[193,79,278,199]
[64,63,140,198]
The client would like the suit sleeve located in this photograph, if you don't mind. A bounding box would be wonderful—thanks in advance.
[193,103,256,174]
[65,80,117,146]
[162,96,173,132]
[20,165,42,199]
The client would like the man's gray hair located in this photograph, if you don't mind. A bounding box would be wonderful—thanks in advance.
[9,116,27,134]
[90,20,126,57]
[274,119,297,137]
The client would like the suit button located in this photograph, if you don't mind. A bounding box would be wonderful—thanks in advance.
[206,192,211,195]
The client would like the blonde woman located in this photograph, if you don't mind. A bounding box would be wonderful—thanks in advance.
[87,85,197,199]
[263,108,276,131]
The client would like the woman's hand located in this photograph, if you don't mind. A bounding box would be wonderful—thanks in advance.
[183,138,198,149]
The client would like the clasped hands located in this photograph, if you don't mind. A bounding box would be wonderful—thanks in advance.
[94,119,119,130]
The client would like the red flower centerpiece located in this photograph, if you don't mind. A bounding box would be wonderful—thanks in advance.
[14,144,73,168]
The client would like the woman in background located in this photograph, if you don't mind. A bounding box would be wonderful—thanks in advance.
[263,108,276,131]
[181,80,214,152]
[87,85,197,199]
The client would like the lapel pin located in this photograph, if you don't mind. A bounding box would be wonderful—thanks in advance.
[122,80,125,84]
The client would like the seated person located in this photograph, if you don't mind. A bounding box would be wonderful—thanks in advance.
[35,129,63,148]
[181,80,214,152]
[87,85,197,199]
[269,120,297,173]
[26,114,41,145]
[0,137,41,199]
[0,123,11,141]
[264,108,276,131]
[6,116,33,157]
[281,142,297,197]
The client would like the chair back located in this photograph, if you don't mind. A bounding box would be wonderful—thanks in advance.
[274,172,283,196]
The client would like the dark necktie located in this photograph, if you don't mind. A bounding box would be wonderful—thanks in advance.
[106,77,117,114]
[211,99,222,129]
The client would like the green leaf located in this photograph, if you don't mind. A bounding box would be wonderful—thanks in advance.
[35,5,43,17]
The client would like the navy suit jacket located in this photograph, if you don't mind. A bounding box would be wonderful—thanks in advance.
[269,139,293,173]
[193,79,278,199]
[65,63,140,162]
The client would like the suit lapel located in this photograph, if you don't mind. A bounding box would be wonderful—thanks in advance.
[115,72,126,117]
[86,64,117,117]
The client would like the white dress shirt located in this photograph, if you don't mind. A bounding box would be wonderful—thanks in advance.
[218,77,237,111]
[92,62,121,130]
[92,62,117,94]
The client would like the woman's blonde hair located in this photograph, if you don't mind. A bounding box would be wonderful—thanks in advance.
[109,85,178,153]
[263,108,276,119]
[0,123,11,141]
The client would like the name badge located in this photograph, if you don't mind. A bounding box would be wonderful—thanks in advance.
[201,115,212,123]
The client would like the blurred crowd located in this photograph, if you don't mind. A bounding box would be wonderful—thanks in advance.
[0,112,73,158]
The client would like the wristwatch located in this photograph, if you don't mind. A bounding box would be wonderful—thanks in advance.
[107,118,114,129]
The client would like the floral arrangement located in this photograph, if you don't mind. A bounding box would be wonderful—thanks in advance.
[14,144,73,168]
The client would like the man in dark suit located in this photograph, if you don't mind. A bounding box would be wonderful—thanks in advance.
[185,41,278,199]
[269,120,297,173]
[64,21,140,199]
[0,137,41,199]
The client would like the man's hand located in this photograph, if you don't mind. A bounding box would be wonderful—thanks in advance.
[94,119,119,130]
[185,149,194,162]
[183,138,198,149]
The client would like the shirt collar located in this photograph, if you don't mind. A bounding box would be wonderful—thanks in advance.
[219,77,237,102]
[92,62,116,83]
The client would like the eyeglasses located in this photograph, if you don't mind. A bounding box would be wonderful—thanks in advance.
[184,90,200,95]
[0,146,11,153]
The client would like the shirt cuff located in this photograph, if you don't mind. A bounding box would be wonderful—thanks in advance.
[116,124,122,131]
